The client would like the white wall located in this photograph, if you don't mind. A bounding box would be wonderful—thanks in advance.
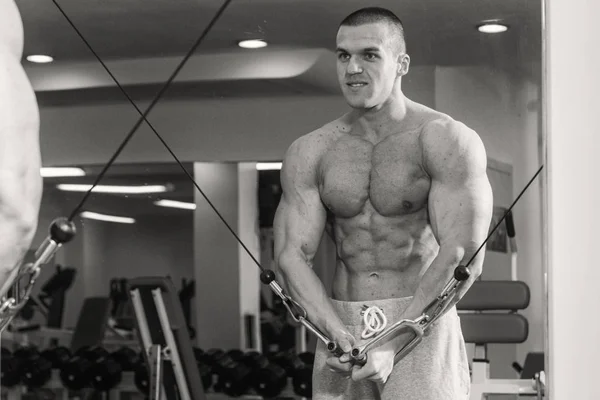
[82,214,194,296]
[237,163,261,350]
[546,0,600,398]
[37,66,435,167]
[193,163,242,350]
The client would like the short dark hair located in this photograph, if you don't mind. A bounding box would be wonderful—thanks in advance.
[339,7,407,54]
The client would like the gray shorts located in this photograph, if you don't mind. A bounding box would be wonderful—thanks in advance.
[312,297,470,400]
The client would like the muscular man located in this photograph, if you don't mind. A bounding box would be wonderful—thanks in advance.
[0,1,43,297]
[274,7,493,400]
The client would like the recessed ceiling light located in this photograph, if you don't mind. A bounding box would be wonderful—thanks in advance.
[154,199,196,210]
[41,167,86,178]
[238,39,268,49]
[256,162,282,171]
[80,211,135,224]
[56,184,170,194]
[26,55,54,63]
[477,23,509,34]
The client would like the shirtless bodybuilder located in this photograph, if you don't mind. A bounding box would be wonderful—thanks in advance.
[274,7,493,400]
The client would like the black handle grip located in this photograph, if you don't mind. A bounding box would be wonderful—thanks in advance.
[327,342,345,357]
[50,218,77,244]
[350,348,367,366]
[454,265,471,281]
[505,210,516,238]
[260,270,276,285]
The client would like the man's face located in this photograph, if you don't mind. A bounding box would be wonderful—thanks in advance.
[336,23,404,109]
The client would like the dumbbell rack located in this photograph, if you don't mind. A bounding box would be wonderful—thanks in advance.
[2,275,313,399]
[1,371,311,400]
[126,276,205,400]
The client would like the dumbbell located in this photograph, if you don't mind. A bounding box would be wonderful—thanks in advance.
[0,347,15,386]
[294,351,315,397]
[192,348,213,391]
[21,346,72,389]
[89,346,141,392]
[111,346,140,371]
[1,346,43,388]
[21,347,61,389]
[133,354,150,395]
[198,349,246,394]
[133,348,179,395]
[134,347,213,394]
[265,350,314,398]
[60,346,110,390]
[3,346,60,389]
[215,350,271,397]
[26,345,73,390]
[199,348,238,386]
[193,348,242,393]
[87,348,131,391]
[255,350,315,398]
[253,351,291,398]
[41,346,72,370]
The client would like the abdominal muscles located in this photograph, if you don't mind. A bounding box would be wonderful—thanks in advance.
[330,203,439,301]
[318,130,440,300]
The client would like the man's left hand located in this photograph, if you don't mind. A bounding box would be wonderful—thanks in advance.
[351,344,396,385]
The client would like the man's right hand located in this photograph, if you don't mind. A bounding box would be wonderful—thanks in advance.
[325,329,356,374]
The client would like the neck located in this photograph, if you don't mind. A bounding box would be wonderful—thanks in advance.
[348,89,411,139]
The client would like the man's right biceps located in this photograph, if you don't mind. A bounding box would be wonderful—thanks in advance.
[277,245,301,269]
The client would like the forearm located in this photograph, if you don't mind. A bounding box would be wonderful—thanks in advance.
[0,172,42,301]
[278,250,348,340]
[385,244,482,352]
[0,208,38,300]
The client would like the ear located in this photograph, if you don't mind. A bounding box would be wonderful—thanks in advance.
[397,54,410,76]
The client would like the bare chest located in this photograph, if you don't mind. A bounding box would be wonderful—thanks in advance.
[319,133,430,218]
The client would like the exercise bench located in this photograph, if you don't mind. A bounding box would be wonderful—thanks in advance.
[457,280,546,399]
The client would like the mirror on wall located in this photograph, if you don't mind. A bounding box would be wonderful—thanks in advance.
[2,0,545,398]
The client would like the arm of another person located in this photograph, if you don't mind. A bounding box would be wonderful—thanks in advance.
[0,1,44,297]
[386,119,494,353]
[273,135,354,352]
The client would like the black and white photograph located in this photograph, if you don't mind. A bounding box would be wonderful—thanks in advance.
[0,0,597,399]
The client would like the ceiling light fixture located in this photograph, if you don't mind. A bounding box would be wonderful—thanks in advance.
[41,167,86,178]
[80,211,135,224]
[238,39,268,49]
[57,184,170,194]
[256,162,282,171]
[26,55,54,63]
[477,23,509,34]
[154,199,197,210]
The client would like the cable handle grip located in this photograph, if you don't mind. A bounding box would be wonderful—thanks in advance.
[505,210,518,254]
[505,210,516,238]
[349,264,471,365]
[326,341,346,357]
[351,333,425,367]
[0,218,76,332]
[259,264,472,362]
[260,269,343,355]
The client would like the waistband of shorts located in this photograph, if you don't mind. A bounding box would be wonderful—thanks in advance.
[330,296,414,326]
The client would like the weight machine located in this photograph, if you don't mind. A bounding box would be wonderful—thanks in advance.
[126,276,205,400]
